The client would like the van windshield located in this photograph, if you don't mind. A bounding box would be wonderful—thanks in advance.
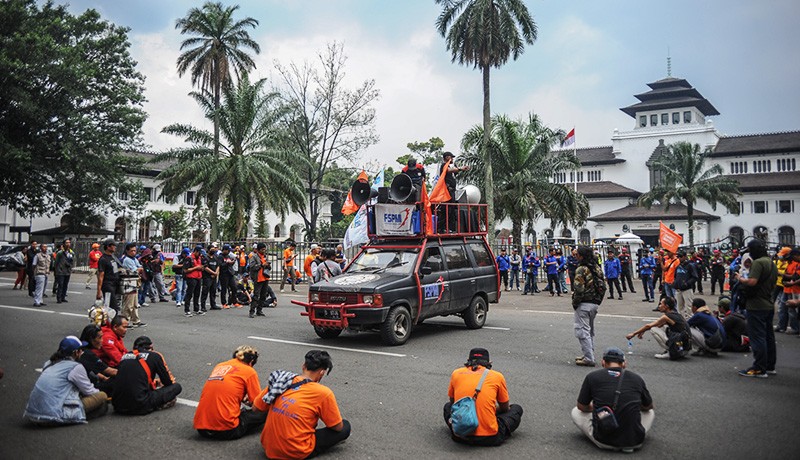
[347,248,418,275]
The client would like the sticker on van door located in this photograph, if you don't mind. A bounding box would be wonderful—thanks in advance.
[422,276,446,302]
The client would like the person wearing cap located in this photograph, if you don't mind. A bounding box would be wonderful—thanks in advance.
[618,247,636,295]
[85,242,103,289]
[248,242,276,318]
[402,157,426,186]
[734,239,779,378]
[280,242,298,293]
[304,243,321,281]
[194,345,266,440]
[443,348,523,446]
[672,250,699,319]
[437,151,470,233]
[112,336,181,415]
[120,243,146,327]
[172,247,190,308]
[571,347,654,453]
[496,248,510,291]
[201,245,220,311]
[253,350,350,459]
[23,336,109,425]
[716,298,750,352]
[183,245,205,317]
[149,243,170,303]
[96,239,122,313]
[709,249,727,296]
[775,247,799,334]
[218,244,239,309]
[603,250,622,300]
[509,248,522,291]
[686,298,726,356]
[638,249,656,303]
[626,297,691,360]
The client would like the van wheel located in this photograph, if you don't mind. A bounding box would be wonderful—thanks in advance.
[381,306,412,345]
[463,296,487,329]
[314,326,343,339]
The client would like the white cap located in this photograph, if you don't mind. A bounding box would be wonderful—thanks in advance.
[152,244,161,251]
[310,244,320,250]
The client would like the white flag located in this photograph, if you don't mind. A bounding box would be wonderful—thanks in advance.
[343,204,369,249]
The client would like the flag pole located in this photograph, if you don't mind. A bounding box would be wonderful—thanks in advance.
[573,126,579,246]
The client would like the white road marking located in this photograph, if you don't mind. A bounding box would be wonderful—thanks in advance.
[247,336,406,358]
[425,321,511,331]
[483,326,511,331]
[59,312,87,318]
[522,309,658,321]
[177,398,199,408]
[0,304,55,314]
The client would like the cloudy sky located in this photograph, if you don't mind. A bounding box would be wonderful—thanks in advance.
[63,0,800,170]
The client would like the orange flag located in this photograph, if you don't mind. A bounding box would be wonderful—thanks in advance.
[420,181,433,234]
[659,221,682,253]
[341,170,370,216]
[429,160,452,203]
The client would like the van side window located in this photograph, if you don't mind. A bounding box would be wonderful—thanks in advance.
[444,245,470,270]
[468,242,492,267]
[424,247,444,271]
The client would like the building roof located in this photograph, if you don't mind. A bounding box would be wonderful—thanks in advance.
[589,203,720,222]
[620,77,720,118]
[732,171,800,192]
[552,146,624,166]
[30,225,115,236]
[577,181,641,198]
[709,131,800,157]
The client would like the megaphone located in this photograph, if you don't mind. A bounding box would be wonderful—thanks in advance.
[456,184,481,204]
[389,173,418,203]
[351,179,378,207]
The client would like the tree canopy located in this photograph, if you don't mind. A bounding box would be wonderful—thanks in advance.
[0,0,147,222]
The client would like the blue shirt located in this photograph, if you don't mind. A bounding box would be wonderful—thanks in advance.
[604,258,621,279]
[687,311,726,341]
[545,255,559,275]
[639,256,656,276]
[496,254,510,271]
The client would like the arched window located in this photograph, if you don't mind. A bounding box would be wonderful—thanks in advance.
[778,226,795,246]
[753,226,768,242]
[579,229,591,245]
[60,214,73,227]
[729,226,744,248]
[138,217,152,241]
[273,224,282,239]
[561,228,572,238]
[289,225,299,242]
[114,216,126,241]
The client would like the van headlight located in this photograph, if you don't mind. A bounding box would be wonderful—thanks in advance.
[310,293,320,302]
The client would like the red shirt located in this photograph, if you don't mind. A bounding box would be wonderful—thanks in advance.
[88,250,102,269]
[97,325,128,368]
[185,253,203,279]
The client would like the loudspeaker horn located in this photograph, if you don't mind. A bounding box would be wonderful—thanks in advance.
[389,173,416,203]
[351,179,378,207]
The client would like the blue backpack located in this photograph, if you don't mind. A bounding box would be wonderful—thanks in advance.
[450,369,489,437]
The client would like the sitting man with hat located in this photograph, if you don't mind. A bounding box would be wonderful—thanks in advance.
[571,347,654,453]
[443,348,523,446]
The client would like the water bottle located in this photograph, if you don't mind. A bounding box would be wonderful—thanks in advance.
[627,339,634,354]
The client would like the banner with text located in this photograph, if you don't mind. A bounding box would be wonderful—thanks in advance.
[374,204,415,236]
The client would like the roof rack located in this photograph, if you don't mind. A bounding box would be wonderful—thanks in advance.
[365,202,488,240]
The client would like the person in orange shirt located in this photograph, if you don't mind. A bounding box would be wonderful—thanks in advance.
[280,242,298,293]
[304,244,321,281]
[193,345,266,440]
[662,251,679,299]
[444,348,523,446]
[253,350,350,459]
[85,243,103,289]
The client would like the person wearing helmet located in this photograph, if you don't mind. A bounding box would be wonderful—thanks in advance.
[85,243,103,289]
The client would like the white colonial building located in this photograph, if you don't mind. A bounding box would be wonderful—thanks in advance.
[510,76,799,249]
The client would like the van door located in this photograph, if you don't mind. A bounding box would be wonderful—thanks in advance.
[467,241,499,303]
[442,242,476,312]
[419,245,450,318]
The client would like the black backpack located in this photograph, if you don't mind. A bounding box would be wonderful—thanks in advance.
[589,265,607,305]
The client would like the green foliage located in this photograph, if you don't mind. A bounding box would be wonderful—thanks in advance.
[317,214,355,241]
[459,113,588,246]
[254,206,268,238]
[0,0,147,221]
[401,137,446,166]
[638,142,741,247]
[149,208,191,241]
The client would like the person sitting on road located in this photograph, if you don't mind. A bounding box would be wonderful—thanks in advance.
[716,298,750,352]
[23,336,108,425]
[112,336,182,415]
[571,347,654,453]
[253,350,351,459]
[443,348,523,446]
[193,346,267,440]
[97,315,129,368]
[626,297,692,360]
[687,298,726,356]
[78,324,117,394]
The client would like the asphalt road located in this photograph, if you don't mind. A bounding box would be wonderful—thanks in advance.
[0,274,797,459]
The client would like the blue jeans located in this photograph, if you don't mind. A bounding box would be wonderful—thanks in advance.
[174,275,185,304]
[509,269,520,289]
[641,274,654,300]
[663,283,675,299]
[524,272,538,293]
[745,309,777,372]
[776,292,798,331]
[138,280,152,305]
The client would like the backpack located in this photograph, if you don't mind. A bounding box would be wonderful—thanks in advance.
[593,266,607,305]
[666,328,691,360]
[450,369,489,437]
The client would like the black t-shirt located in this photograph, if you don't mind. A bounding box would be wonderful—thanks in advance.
[202,253,218,278]
[403,165,425,185]
[666,311,689,335]
[112,350,175,412]
[578,368,653,448]
[98,253,121,288]
[440,161,458,190]
[618,254,631,273]
[217,252,237,276]
[79,348,109,383]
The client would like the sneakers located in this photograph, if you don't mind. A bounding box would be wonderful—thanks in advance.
[575,357,596,367]
[774,326,786,333]
[85,285,91,290]
[176,302,182,308]
[158,399,177,410]
[654,352,670,359]
[222,304,230,309]
[184,311,193,317]
[159,298,169,303]
[255,311,266,317]
[786,328,799,335]
[196,310,206,316]
[738,368,768,378]
[133,322,147,328]
[280,288,285,293]
[234,303,242,308]
[249,312,255,318]
[766,369,777,375]
[141,302,150,307]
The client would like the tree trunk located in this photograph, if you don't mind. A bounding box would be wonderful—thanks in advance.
[482,65,494,243]
[512,218,522,251]
[687,203,695,248]
[211,75,221,241]
[208,193,219,242]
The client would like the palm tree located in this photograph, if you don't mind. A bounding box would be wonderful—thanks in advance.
[638,141,741,247]
[460,114,589,245]
[435,0,537,241]
[155,75,304,239]
[175,1,260,238]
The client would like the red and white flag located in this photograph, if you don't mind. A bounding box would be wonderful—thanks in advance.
[562,128,575,148]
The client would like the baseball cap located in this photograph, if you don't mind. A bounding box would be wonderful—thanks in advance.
[310,243,320,250]
[717,297,731,310]
[138,245,147,251]
[59,336,88,353]
[103,239,117,248]
[256,242,267,250]
[91,243,100,249]
[181,247,191,256]
[194,244,203,252]
[211,242,219,248]
[140,248,152,258]
[442,151,455,159]
[777,247,791,258]
[649,248,655,253]
[152,244,161,251]
[467,347,490,363]
[222,244,232,250]
[602,347,625,363]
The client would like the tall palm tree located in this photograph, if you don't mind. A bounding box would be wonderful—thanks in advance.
[435,0,537,241]
[175,1,260,238]
[460,114,589,245]
[155,75,304,239]
[638,141,741,247]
